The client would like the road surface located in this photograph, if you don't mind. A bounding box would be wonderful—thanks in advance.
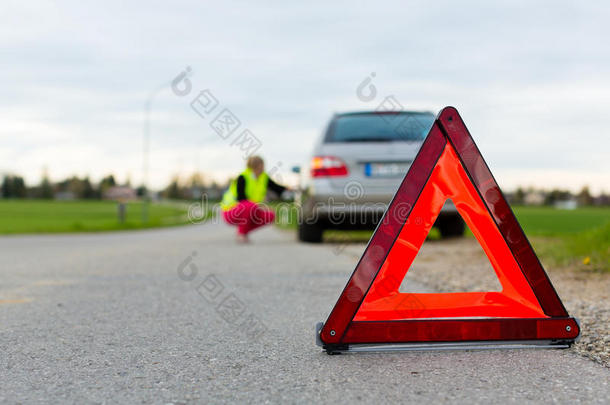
[0,222,608,404]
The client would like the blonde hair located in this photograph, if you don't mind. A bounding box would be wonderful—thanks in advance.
[246,155,264,170]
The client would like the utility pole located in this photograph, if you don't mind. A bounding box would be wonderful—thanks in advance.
[142,83,168,224]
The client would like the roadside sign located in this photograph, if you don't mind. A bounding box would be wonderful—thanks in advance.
[317,107,579,354]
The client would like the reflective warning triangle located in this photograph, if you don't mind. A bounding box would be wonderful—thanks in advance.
[318,107,579,353]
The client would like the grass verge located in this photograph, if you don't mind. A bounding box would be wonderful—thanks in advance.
[0,200,200,234]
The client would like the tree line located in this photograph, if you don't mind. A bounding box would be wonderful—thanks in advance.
[0,174,135,199]
[0,173,227,201]
[1,173,607,205]
[508,186,608,206]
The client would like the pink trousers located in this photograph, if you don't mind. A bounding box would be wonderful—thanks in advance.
[222,200,275,235]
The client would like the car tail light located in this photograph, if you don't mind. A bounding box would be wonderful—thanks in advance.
[310,156,348,177]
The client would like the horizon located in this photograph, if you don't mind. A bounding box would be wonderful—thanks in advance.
[1,169,606,197]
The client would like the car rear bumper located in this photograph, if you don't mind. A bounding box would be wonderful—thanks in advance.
[297,186,458,230]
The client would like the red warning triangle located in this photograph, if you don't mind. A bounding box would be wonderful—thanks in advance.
[318,107,579,353]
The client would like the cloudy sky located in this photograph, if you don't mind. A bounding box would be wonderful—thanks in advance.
[2,1,609,192]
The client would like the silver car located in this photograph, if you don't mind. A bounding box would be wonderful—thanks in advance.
[295,110,464,243]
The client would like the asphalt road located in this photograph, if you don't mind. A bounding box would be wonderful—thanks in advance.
[0,222,608,404]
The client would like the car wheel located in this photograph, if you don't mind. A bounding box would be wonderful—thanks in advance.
[298,221,324,243]
[437,215,465,238]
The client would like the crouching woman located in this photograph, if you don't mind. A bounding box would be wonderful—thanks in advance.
[220,156,288,243]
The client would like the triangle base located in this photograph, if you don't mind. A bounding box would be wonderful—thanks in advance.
[315,319,579,354]
[345,317,579,343]
[320,340,574,355]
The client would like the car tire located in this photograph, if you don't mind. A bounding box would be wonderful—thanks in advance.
[298,221,324,243]
[437,215,465,238]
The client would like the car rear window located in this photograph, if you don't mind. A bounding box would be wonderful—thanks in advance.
[326,112,435,143]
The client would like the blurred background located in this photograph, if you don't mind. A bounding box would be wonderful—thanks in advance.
[0,1,608,268]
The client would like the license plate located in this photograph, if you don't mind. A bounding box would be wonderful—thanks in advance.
[364,162,410,177]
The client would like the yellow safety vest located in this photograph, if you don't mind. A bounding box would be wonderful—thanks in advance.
[221,168,269,211]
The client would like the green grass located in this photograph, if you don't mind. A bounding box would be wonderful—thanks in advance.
[511,206,610,236]
[529,222,610,273]
[511,206,610,272]
[0,200,198,234]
